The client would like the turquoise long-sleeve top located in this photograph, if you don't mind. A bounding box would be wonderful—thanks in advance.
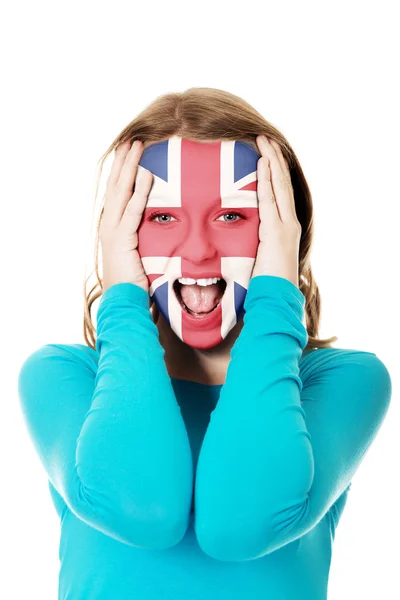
[17,275,392,600]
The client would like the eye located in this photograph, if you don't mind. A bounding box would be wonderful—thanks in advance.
[216,212,244,223]
[149,211,177,224]
[148,210,246,225]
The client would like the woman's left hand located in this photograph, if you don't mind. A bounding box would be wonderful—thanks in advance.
[251,135,301,289]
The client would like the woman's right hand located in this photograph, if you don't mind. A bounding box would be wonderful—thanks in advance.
[100,140,153,294]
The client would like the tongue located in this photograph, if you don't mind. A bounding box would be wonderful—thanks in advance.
[180,283,223,314]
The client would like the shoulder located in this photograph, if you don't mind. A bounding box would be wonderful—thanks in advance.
[300,346,392,400]
[300,345,389,371]
[18,343,99,380]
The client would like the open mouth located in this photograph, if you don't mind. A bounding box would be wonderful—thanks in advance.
[173,278,227,317]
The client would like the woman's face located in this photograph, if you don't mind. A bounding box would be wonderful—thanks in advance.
[136,135,261,350]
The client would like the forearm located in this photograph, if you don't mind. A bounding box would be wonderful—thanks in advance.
[194,275,311,560]
[76,282,193,546]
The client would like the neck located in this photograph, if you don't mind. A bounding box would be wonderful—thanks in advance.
[155,312,244,386]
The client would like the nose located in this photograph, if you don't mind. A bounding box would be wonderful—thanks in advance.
[178,223,218,264]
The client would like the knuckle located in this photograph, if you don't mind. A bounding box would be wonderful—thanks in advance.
[125,199,139,215]
[99,226,112,244]
[293,219,302,234]
[99,216,115,240]
[279,174,290,188]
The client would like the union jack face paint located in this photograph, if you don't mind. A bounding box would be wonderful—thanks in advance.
[136,135,260,350]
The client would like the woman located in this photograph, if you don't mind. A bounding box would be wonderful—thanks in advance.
[18,87,392,600]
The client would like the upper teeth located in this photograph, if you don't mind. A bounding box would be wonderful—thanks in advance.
[178,277,221,286]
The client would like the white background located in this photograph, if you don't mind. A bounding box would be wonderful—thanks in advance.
[2,0,398,598]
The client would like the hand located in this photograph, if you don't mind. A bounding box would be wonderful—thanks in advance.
[251,135,301,288]
[100,140,153,294]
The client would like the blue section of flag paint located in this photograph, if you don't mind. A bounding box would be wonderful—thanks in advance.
[234,280,247,320]
[154,280,170,326]
[234,142,260,183]
[139,140,169,182]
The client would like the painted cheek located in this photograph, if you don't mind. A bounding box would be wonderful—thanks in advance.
[137,209,182,257]
[217,209,259,257]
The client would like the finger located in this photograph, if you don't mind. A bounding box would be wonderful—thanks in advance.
[104,141,144,227]
[120,166,153,236]
[257,157,282,226]
[106,140,132,189]
[268,139,298,222]
[269,139,291,181]
[256,136,294,223]
[117,140,144,191]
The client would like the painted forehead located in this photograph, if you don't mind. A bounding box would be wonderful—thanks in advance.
[137,135,260,208]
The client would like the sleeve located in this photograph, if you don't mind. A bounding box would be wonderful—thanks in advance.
[193,275,392,561]
[17,282,193,550]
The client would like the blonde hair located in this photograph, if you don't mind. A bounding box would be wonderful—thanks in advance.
[83,87,338,351]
